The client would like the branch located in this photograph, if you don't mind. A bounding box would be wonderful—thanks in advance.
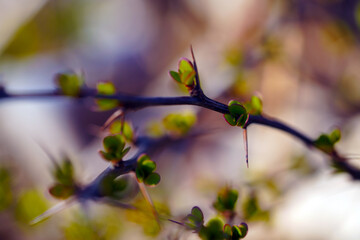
[1,84,359,179]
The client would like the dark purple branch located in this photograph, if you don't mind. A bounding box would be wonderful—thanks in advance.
[1,86,359,179]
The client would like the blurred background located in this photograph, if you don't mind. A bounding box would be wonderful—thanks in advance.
[1,0,360,239]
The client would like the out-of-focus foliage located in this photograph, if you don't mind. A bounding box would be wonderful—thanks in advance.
[125,198,170,236]
[109,121,134,143]
[15,189,49,224]
[213,187,238,213]
[49,158,77,199]
[99,135,130,162]
[55,72,84,97]
[314,128,341,154]
[3,1,83,57]
[0,167,12,211]
[135,154,160,186]
[63,210,122,240]
[96,82,120,111]
[162,112,196,136]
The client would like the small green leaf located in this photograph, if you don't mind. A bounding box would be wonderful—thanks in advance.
[170,58,196,89]
[56,72,83,97]
[137,154,151,165]
[103,135,121,153]
[232,225,242,239]
[330,128,341,144]
[109,121,134,142]
[144,172,161,186]
[238,223,248,238]
[135,154,160,185]
[181,70,196,87]
[0,167,12,211]
[169,71,181,83]
[199,218,224,240]
[100,174,129,198]
[223,224,232,239]
[97,82,116,95]
[141,160,157,175]
[49,184,75,199]
[224,100,248,127]
[96,82,119,111]
[228,101,246,116]
[120,146,131,158]
[313,129,341,154]
[213,187,238,212]
[191,206,204,222]
[54,159,74,186]
[185,206,204,230]
[251,96,262,113]
[242,193,269,222]
[163,112,196,136]
[99,151,114,161]
[179,58,194,72]
[135,167,145,182]
[224,114,237,126]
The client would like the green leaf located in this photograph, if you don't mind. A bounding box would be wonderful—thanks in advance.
[144,172,161,186]
[96,81,119,111]
[136,154,156,182]
[228,101,246,116]
[141,160,157,175]
[224,100,248,127]
[15,189,48,224]
[170,58,196,89]
[199,218,224,240]
[191,206,204,222]
[223,224,232,239]
[99,151,115,161]
[181,70,196,87]
[251,96,262,114]
[185,206,204,230]
[54,159,74,186]
[49,183,75,199]
[242,193,269,222]
[56,72,83,97]
[213,187,238,212]
[224,114,237,126]
[120,146,131,159]
[97,82,116,95]
[109,121,134,142]
[232,225,242,239]
[313,129,341,154]
[244,95,263,115]
[330,129,341,144]
[135,167,145,182]
[238,223,248,238]
[169,71,181,83]
[163,112,196,136]
[100,174,129,198]
[0,167,12,211]
[137,154,151,165]
[103,135,121,153]
[179,58,194,73]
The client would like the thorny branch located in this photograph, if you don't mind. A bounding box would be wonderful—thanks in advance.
[0,81,359,180]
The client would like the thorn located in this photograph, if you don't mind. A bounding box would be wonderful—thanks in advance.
[101,109,124,131]
[134,173,161,226]
[243,128,249,168]
[190,45,201,90]
[30,198,76,225]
